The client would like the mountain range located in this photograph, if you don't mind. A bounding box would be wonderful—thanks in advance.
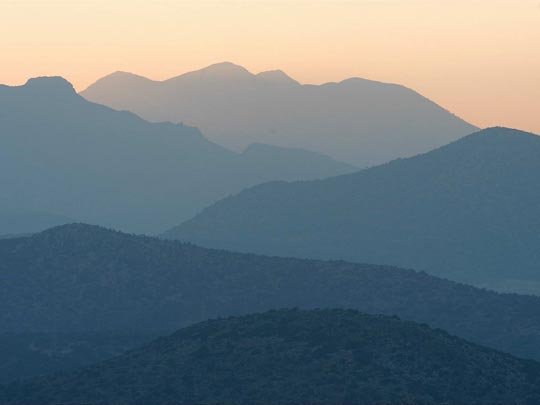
[4,223,540,385]
[0,77,353,234]
[3,67,539,404]
[81,62,477,166]
[3,309,540,405]
[166,127,540,293]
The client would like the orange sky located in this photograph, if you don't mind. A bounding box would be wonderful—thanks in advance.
[1,0,539,133]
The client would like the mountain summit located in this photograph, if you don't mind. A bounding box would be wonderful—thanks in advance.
[22,76,76,95]
[82,62,477,165]
[196,61,252,77]
[0,77,78,105]
[256,69,300,85]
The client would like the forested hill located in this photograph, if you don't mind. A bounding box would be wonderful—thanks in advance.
[3,223,540,363]
[2,309,540,405]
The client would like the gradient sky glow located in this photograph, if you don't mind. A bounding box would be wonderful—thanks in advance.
[1,0,539,132]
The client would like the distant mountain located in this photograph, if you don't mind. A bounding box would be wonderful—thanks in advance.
[0,77,354,234]
[81,62,477,166]
[3,309,540,405]
[4,223,540,369]
[166,127,540,292]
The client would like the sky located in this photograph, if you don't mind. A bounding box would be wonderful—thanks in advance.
[1,0,539,133]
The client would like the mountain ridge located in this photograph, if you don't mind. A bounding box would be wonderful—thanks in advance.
[81,62,477,165]
[165,126,540,291]
[3,223,540,364]
[0,76,355,233]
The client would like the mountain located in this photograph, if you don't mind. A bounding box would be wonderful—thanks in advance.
[166,127,540,292]
[0,77,354,234]
[3,309,540,405]
[81,62,477,166]
[4,224,540,370]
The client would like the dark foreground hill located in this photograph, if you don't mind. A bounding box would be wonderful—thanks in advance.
[2,309,540,405]
[0,77,353,234]
[81,62,477,166]
[3,223,540,371]
[166,127,540,292]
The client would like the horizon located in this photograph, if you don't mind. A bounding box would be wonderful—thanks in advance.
[8,61,540,137]
[1,0,539,133]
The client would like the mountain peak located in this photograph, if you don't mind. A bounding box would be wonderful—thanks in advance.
[23,76,76,95]
[199,62,253,77]
[35,223,117,240]
[476,126,537,138]
[163,62,254,84]
[257,69,299,86]
[451,127,539,150]
[40,222,104,233]
[100,71,149,81]
[80,71,156,98]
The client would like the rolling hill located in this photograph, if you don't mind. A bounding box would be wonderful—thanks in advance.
[3,223,540,372]
[166,127,540,292]
[0,77,353,234]
[81,62,477,166]
[2,309,540,405]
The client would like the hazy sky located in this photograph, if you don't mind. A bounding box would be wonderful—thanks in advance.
[1,0,539,133]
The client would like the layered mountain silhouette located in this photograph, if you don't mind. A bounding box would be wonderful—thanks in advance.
[3,309,540,405]
[0,77,353,234]
[166,127,540,292]
[82,62,477,166]
[4,222,540,377]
